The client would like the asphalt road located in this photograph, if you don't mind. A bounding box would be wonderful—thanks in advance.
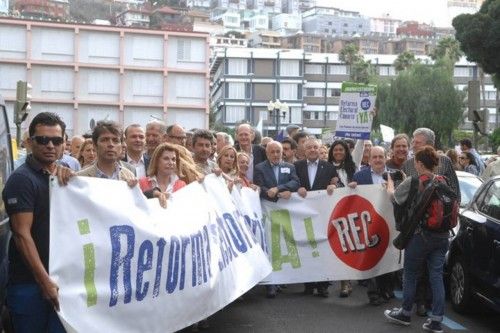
[185,282,500,333]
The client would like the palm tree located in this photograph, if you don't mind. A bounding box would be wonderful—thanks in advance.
[430,37,463,64]
[394,51,418,72]
[339,44,361,78]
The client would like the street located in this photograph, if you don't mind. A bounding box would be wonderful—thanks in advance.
[199,282,500,333]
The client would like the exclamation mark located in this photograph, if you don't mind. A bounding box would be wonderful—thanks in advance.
[77,219,97,307]
[304,217,319,257]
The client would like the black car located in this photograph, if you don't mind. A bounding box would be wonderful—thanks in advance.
[447,175,500,313]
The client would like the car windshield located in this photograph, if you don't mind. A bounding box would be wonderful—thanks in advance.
[458,175,483,207]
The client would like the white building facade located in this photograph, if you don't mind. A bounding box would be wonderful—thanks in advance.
[0,18,210,137]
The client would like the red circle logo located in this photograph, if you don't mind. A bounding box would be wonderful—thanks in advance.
[327,195,389,271]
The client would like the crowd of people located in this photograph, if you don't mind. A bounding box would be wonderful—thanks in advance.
[3,111,500,333]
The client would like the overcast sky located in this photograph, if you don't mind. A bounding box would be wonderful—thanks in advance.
[315,0,480,27]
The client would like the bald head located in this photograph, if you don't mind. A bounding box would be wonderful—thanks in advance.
[70,136,84,157]
[166,124,186,146]
[266,141,283,165]
[369,146,387,174]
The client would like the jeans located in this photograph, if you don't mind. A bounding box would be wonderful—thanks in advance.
[401,232,448,322]
[6,283,66,333]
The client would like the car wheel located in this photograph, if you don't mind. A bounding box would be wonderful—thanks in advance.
[450,256,473,313]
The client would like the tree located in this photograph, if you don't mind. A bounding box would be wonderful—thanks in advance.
[339,44,375,84]
[453,0,500,87]
[377,63,464,147]
[430,37,463,64]
[394,51,418,71]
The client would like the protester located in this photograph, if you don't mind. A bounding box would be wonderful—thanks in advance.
[77,138,96,168]
[192,129,217,175]
[78,120,136,183]
[217,145,238,177]
[58,136,81,171]
[165,124,187,147]
[254,140,299,298]
[236,152,258,190]
[216,132,234,155]
[319,144,328,161]
[292,131,309,161]
[285,124,300,138]
[2,112,72,332]
[386,134,409,170]
[261,136,273,148]
[145,120,167,159]
[281,137,297,164]
[295,138,337,298]
[123,124,149,178]
[139,143,186,208]
[327,139,357,297]
[384,146,450,333]
[69,135,84,158]
[459,138,485,173]
[349,146,396,306]
[185,131,194,152]
[401,128,460,317]
[445,149,461,171]
[481,152,500,180]
[175,145,203,184]
[458,151,478,175]
[234,124,267,182]
[359,140,373,168]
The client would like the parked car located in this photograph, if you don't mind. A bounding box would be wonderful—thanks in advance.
[454,171,483,235]
[447,175,500,313]
[0,96,14,331]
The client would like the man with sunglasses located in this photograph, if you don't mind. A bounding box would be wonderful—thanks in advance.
[2,112,69,332]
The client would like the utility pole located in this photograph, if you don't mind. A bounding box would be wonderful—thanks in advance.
[14,80,32,147]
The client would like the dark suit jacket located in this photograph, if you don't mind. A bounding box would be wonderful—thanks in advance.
[353,167,374,185]
[235,143,267,172]
[254,160,300,202]
[294,159,338,190]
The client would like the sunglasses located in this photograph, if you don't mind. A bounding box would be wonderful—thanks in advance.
[31,136,64,146]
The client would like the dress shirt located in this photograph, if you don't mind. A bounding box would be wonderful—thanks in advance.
[371,167,387,185]
[127,154,146,178]
[307,159,319,188]
[95,162,121,180]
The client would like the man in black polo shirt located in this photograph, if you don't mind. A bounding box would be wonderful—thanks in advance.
[2,112,67,332]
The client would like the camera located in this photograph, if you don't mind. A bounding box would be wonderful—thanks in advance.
[382,170,403,181]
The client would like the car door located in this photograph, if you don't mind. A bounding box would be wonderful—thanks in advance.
[473,179,500,299]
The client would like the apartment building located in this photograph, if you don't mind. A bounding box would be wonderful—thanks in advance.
[247,0,283,14]
[212,0,248,11]
[14,0,69,19]
[210,48,304,133]
[370,14,401,36]
[210,48,497,135]
[302,6,370,37]
[0,18,210,137]
[271,13,302,36]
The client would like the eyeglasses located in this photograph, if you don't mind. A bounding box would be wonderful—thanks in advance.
[459,156,467,160]
[31,136,64,146]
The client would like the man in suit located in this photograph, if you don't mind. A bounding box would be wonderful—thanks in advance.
[349,146,395,306]
[122,124,149,178]
[254,141,299,298]
[235,123,267,182]
[295,138,338,297]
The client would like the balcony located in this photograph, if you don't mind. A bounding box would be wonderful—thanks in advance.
[229,0,239,3]
[264,1,275,6]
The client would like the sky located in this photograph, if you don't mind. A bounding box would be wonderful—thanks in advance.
[315,0,481,27]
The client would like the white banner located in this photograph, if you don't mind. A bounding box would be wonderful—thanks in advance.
[335,82,377,140]
[49,175,272,333]
[260,185,402,284]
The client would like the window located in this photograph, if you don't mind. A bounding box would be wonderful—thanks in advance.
[228,82,245,99]
[225,106,246,123]
[306,88,315,96]
[228,58,247,75]
[453,67,472,77]
[330,88,341,97]
[280,83,298,100]
[305,64,324,74]
[329,65,348,75]
[280,59,300,76]
[343,23,348,27]
[177,38,191,61]
[41,69,73,93]
[88,71,119,95]
[478,181,500,220]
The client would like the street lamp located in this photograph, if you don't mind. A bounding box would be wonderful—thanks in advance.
[267,99,288,136]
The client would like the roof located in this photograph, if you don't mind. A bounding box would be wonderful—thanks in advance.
[187,9,209,18]
[155,6,178,15]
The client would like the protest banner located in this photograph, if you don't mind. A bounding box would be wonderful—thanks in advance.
[49,175,272,333]
[260,185,402,284]
[335,82,377,140]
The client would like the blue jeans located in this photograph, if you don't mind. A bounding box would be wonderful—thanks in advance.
[401,232,448,322]
[7,283,66,333]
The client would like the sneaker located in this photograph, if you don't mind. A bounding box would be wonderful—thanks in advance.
[423,319,443,333]
[384,308,411,326]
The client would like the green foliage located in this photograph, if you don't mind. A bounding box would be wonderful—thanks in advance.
[452,129,473,143]
[430,37,463,63]
[490,127,500,151]
[377,63,464,147]
[339,44,375,84]
[394,51,419,71]
[453,0,500,88]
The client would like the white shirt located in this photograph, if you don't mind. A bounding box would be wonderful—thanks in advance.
[307,159,319,188]
[127,154,146,178]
